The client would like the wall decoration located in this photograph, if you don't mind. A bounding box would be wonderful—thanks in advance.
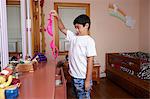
[108,4,135,29]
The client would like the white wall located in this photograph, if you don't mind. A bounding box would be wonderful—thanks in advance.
[139,0,150,53]
[149,0,150,52]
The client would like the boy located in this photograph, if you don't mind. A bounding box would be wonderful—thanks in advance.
[51,10,97,99]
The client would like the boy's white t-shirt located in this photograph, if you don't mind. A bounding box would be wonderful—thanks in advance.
[66,30,97,79]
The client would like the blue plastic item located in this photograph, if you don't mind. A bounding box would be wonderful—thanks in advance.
[5,86,19,99]
[32,53,47,62]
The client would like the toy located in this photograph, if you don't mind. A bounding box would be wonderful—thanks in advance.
[0,76,6,84]
[5,86,19,99]
[32,53,47,62]
[0,75,13,89]
[0,68,13,76]
[0,67,13,89]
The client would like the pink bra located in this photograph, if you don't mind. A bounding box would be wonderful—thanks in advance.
[47,13,58,59]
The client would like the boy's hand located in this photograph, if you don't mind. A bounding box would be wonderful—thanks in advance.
[50,10,59,18]
[50,10,67,35]
[85,80,91,91]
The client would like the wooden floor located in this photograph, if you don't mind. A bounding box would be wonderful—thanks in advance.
[67,78,135,99]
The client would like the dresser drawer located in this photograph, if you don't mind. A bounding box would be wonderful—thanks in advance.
[55,67,67,99]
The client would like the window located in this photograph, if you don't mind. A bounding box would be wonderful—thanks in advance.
[7,5,22,54]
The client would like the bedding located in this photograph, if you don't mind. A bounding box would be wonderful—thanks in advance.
[110,52,150,80]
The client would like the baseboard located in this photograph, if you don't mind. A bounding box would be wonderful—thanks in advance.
[100,72,106,78]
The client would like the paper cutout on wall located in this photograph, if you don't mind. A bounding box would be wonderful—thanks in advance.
[108,4,135,29]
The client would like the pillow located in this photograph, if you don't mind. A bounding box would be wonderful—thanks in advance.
[137,63,150,80]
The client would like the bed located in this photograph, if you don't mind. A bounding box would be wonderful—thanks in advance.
[106,52,150,98]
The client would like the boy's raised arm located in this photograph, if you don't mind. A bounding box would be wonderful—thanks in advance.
[51,10,67,35]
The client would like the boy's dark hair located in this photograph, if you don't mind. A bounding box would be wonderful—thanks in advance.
[73,14,91,30]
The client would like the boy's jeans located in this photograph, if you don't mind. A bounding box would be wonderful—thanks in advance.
[71,77,93,99]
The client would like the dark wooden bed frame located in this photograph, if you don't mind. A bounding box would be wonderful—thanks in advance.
[106,53,150,98]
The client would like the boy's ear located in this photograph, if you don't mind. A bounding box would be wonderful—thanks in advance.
[85,23,89,29]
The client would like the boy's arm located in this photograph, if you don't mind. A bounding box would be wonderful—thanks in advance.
[85,56,94,91]
[51,10,67,35]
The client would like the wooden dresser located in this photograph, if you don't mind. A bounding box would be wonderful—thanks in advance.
[18,60,67,99]
[92,63,100,84]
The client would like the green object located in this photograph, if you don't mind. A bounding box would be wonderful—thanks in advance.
[20,61,24,64]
